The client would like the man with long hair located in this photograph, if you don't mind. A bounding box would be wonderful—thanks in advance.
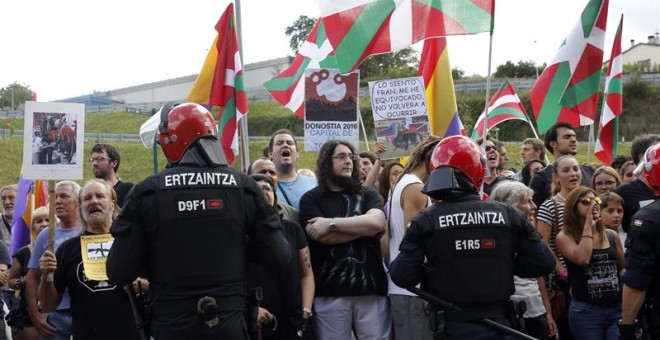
[300,140,389,340]
[385,136,440,340]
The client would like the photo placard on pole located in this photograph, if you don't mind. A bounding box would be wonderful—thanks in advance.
[22,101,85,180]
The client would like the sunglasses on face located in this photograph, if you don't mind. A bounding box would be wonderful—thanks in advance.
[485,145,499,152]
[579,196,602,206]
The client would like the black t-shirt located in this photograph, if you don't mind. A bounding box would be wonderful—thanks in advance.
[0,241,10,265]
[113,181,135,208]
[299,186,387,297]
[614,179,656,232]
[248,218,308,339]
[13,246,31,273]
[54,233,137,340]
[483,176,512,196]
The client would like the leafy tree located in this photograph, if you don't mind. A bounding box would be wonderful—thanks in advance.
[452,67,465,80]
[284,15,418,80]
[285,15,316,53]
[0,82,33,109]
[493,60,544,79]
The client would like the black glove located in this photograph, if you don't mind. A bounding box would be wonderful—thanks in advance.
[292,315,315,340]
[618,322,636,340]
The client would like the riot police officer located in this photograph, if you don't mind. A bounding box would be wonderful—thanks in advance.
[389,135,555,339]
[106,103,291,340]
[620,143,660,339]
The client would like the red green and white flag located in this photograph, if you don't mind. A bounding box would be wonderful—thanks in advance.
[595,15,623,164]
[187,3,247,165]
[319,0,494,73]
[471,79,530,139]
[530,0,609,135]
[263,19,338,119]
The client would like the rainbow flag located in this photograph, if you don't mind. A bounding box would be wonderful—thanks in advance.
[417,37,464,137]
[10,176,47,255]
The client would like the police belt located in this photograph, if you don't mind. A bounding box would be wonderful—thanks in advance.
[152,296,245,316]
[444,305,508,322]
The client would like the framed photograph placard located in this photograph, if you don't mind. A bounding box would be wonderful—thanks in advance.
[22,101,85,180]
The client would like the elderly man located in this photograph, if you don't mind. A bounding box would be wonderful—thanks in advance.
[248,157,298,222]
[0,185,16,249]
[38,180,140,339]
[25,181,82,340]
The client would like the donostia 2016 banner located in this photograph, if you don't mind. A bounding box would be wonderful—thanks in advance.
[303,69,360,151]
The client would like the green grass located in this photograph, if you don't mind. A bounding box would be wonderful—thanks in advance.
[0,110,632,186]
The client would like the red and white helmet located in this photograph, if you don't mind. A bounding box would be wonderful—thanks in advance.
[423,135,486,197]
[157,103,217,163]
[641,143,660,196]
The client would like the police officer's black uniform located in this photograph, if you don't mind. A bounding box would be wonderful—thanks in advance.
[620,199,660,339]
[389,136,555,340]
[619,144,660,340]
[106,103,291,340]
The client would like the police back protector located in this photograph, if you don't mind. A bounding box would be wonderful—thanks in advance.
[422,200,516,307]
[150,165,247,286]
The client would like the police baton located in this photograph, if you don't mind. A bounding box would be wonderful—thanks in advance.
[407,287,536,340]
[126,284,149,340]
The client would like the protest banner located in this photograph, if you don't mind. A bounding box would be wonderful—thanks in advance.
[303,69,360,151]
[369,76,430,159]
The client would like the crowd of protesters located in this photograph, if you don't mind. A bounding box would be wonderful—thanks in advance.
[0,121,659,340]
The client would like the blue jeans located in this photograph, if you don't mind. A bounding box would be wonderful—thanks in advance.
[568,299,620,340]
[39,309,72,340]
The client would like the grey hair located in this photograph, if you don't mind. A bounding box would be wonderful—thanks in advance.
[0,184,17,195]
[56,180,81,197]
[78,179,119,232]
[489,181,533,207]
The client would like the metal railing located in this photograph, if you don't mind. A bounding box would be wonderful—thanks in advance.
[1,73,658,116]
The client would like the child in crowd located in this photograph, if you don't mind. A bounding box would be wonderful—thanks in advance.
[599,192,626,246]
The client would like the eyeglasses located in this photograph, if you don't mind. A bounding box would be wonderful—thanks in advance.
[579,196,602,206]
[595,181,616,187]
[89,157,110,164]
[331,153,355,161]
[485,145,499,152]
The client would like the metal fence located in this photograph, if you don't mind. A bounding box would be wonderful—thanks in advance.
[0,129,275,143]
[1,73,658,117]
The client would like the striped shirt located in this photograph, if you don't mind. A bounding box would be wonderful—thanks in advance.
[537,198,565,266]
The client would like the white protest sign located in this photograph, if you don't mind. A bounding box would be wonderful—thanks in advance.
[368,76,427,120]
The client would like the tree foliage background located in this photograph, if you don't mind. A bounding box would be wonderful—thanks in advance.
[0,82,33,109]
[284,15,419,84]
[493,60,545,79]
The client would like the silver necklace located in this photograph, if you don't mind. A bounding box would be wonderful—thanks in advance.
[556,192,566,202]
[286,174,299,190]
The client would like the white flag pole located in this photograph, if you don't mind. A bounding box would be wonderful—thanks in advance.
[235,0,251,172]
[480,31,495,197]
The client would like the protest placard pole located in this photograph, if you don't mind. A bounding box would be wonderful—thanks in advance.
[358,111,370,151]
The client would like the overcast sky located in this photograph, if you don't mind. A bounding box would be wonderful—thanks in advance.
[0,0,658,102]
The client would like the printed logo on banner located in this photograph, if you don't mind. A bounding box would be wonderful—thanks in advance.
[303,69,360,151]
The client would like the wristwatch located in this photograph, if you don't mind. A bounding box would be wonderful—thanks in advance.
[302,307,314,317]
[328,218,338,233]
